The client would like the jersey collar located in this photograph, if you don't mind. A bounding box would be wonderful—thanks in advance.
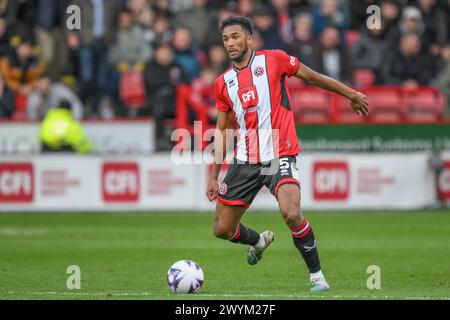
[232,50,255,73]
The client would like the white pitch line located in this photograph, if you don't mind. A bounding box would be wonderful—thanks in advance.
[1,292,449,300]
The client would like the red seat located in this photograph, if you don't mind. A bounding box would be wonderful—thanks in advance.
[354,69,375,88]
[346,30,360,48]
[335,94,366,123]
[290,88,331,123]
[119,71,146,109]
[404,88,444,123]
[285,76,304,91]
[365,88,404,123]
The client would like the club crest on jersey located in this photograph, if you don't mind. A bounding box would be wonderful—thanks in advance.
[253,66,264,77]
[219,182,227,195]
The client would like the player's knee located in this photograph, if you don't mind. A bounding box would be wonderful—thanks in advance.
[213,223,234,240]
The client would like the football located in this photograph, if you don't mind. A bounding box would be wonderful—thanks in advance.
[167,260,204,294]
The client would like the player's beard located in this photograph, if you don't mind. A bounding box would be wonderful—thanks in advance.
[230,45,249,63]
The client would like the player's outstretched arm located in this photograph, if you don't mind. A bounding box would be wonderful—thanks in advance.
[206,110,233,201]
[295,63,369,116]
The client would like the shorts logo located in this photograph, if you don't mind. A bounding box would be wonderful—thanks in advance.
[253,66,264,77]
[313,161,349,201]
[219,182,227,195]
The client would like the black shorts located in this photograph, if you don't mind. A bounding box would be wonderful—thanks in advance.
[216,156,300,208]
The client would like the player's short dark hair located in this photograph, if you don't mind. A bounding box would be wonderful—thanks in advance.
[220,16,254,35]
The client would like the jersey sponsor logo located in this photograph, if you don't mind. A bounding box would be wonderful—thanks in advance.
[238,85,259,109]
[253,66,264,77]
[0,163,34,202]
[438,161,450,201]
[219,182,227,195]
[290,56,296,66]
[313,161,349,200]
[102,162,139,202]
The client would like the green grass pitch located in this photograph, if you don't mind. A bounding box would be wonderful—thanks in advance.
[0,211,449,300]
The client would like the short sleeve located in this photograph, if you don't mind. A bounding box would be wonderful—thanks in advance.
[273,50,300,78]
[214,78,230,112]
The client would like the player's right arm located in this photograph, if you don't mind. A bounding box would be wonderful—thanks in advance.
[206,109,233,201]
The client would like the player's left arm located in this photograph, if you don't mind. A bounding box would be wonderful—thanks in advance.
[294,63,369,116]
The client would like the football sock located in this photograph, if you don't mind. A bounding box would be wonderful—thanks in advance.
[229,223,260,246]
[310,270,324,279]
[291,219,322,273]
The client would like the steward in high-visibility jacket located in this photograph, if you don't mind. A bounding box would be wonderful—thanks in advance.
[40,107,93,154]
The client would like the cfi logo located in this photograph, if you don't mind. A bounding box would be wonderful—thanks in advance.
[253,66,264,77]
[219,182,227,195]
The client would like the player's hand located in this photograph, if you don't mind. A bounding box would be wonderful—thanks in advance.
[206,178,219,201]
[349,91,369,116]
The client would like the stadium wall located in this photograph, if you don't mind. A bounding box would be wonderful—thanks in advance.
[0,152,443,212]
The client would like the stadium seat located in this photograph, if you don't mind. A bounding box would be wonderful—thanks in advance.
[290,88,331,123]
[404,88,445,123]
[285,76,304,91]
[335,94,366,123]
[365,88,404,123]
[345,30,360,48]
[354,69,375,88]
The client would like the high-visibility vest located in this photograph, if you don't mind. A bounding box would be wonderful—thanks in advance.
[39,109,93,154]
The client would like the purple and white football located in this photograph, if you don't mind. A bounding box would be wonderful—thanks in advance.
[167,260,204,294]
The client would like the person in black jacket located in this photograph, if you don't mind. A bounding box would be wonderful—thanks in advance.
[144,42,187,151]
[381,32,434,87]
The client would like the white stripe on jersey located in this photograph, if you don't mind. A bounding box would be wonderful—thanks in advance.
[251,54,275,162]
[223,68,247,161]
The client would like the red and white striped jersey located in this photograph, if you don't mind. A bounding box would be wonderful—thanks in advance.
[215,49,301,163]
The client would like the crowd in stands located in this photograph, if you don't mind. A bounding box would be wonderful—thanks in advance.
[0,0,449,127]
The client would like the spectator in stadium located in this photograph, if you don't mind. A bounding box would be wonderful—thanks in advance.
[351,26,393,84]
[382,33,434,87]
[150,0,174,19]
[0,35,44,117]
[311,0,348,40]
[269,0,294,45]
[0,17,10,57]
[109,8,152,72]
[308,26,354,84]
[0,71,15,118]
[172,27,201,82]
[380,0,401,41]
[173,0,215,50]
[204,3,235,48]
[398,6,428,50]
[289,13,315,65]
[236,0,255,17]
[70,0,121,117]
[144,42,187,151]
[191,65,217,122]
[3,0,35,37]
[34,0,70,81]
[128,0,154,29]
[445,0,450,42]
[39,100,93,154]
[414,0,447,55]
[252,6,287,50]
[208,44,229,75]
[144,14,173,49]
[437,44,450,118]
[27,76,83,121]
